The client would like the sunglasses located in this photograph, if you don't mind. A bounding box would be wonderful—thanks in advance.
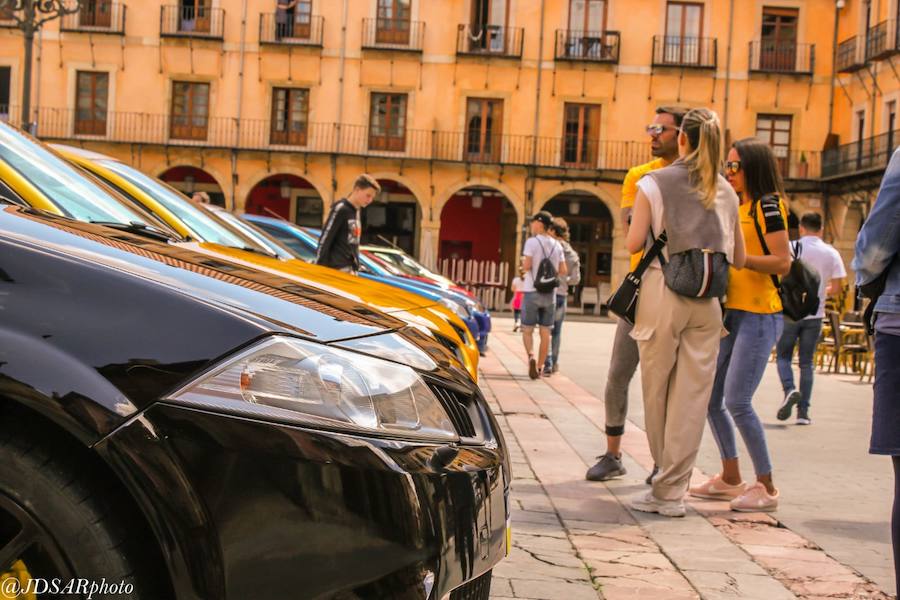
[645,124,677,136]
[724,160,742,175]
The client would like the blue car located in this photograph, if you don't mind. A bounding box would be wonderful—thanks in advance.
[242,214,490,354]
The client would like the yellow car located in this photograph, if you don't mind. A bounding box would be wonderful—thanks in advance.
[49,144,480,381]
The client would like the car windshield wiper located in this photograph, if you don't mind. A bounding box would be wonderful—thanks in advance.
[232,245,278,259]
[88,220,180,243]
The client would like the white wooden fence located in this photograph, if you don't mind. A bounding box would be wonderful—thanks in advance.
[438,259,512,311]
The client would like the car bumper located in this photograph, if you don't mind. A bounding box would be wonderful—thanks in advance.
[100,401,510,600]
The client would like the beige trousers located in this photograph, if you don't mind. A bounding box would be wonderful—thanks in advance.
[630,268,724,501]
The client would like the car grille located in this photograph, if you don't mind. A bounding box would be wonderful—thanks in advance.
[428,383,476,438]
[449,571,492,600]
[449,322,469,344]
[435,333,466,365]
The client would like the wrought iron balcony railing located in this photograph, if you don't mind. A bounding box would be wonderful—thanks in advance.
[749,41,814,75]
[60,2,126,35]
[652,35,717,69]
[362,18,424,52]
[258,13,323,46]
[555,30,620,63]
[456,24,523,58]
[160,5,224,39]
[822,129,900,179]
[836,36,866,72]
[865,20,900,61]
[19,107,821,180]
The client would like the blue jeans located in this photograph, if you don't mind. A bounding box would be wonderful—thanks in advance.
[775,317,822,410]
[544,295,567,370]
[707,310,783,477]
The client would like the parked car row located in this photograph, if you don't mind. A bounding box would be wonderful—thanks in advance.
[0,122,508,600]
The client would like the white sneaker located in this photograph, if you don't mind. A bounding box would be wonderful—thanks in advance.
[630,491,686,518]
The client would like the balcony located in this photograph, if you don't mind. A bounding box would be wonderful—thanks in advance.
[555,30,620,63]
[836,37,866,72]
[60,2,126,35]
[651,36,717,69]
[865,20,900,61]
[258,13,323,46]
[456,25,523,59]
[822,130,900,179]
[749,41,814,75]
[160,5,224,40]
[362,18,424,52]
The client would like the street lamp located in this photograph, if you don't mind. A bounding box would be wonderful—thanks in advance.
[280,179,292,199]
[0,1,81,133]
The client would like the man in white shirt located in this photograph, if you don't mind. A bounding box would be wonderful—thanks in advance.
[776,212,847,425]
[521,211,568,379]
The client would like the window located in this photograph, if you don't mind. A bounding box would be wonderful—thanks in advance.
[369,93,407,151]
[275,0,311,39]
[270,88,309,146]
[74,71,109,136]
[887,101,897,157]
[856,109,866,141]
[465,98,503,162]
[178,0,210,34]
[569,0,606,32]
[376,0,411,44]
[756,114,792,176]
[664,1,703,64]
[79,0,112,27]
[760,7,798,71]
[0,67,9,120]
[170,81,209,140]
[562,103,601,168]
[469,0,509,53]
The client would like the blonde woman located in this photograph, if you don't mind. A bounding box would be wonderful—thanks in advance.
[625,108,746,517]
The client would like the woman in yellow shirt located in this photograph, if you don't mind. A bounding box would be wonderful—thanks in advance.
[690,138,791,512]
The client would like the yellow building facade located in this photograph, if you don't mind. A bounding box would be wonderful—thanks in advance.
[0,0,877,305]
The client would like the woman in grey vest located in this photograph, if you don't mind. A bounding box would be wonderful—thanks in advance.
[625,108,746,517]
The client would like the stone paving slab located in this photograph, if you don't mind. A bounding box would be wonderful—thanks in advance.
[481,325,893,600]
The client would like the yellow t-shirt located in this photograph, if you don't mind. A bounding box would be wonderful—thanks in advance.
[725,195,789,314]
[622,158,666,271]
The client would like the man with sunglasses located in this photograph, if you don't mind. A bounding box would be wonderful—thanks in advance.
[586,106,687,483]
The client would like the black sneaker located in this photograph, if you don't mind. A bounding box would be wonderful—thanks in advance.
[645,464,659,485]
[796,409,811,425]
[528,357,539,380]
[777,389,801,421]
[585,454,626,481]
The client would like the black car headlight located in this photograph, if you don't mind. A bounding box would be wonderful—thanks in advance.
[167,335,459,443]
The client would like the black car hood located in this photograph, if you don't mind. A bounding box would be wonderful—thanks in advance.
[1,207,404,342]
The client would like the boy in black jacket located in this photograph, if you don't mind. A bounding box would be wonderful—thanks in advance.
[316,174,380,274]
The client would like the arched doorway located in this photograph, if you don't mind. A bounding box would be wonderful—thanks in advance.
[362,179,419,256]
[439,186,518,310]
[245,174,323,227]
[541,190,613,301]
[159,166,225,207]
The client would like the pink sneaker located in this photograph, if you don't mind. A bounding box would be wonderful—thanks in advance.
[730,482,779,512]
[689,474,746,500]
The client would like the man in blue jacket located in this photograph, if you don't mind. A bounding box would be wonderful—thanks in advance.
[853,148,900,599]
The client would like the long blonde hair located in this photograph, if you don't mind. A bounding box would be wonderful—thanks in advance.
[680,108,722,209]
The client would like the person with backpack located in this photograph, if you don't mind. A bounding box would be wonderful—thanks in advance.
[775,212,846,425]
[543,217,581,376]
[624,108,745,517]
[521,211,568,380]
[853,148,900,600]
[690,138,791,513]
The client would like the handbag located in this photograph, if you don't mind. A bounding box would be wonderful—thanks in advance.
[606,231,668,326]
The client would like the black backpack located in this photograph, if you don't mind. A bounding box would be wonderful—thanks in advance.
[533,238,559,293]
[779,242,821,320]
[751,200,821,321]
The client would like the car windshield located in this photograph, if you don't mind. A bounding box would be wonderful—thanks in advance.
[373,250,434,278]
[0,125,154,226]
[249,220,318,262]
[97,159,251,249]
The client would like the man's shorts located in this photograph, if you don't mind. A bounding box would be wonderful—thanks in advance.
[521,291,556,328]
